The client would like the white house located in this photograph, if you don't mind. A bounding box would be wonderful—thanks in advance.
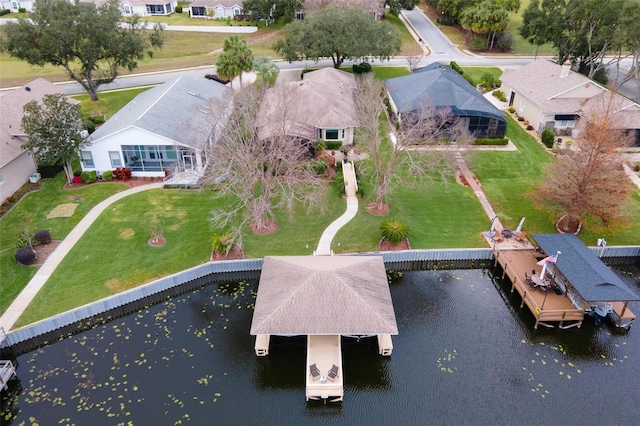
[81,76,232,179]
[0,0,35,12]
[79,0,178,16]
[188,0,243,19]
[0,79,63,201]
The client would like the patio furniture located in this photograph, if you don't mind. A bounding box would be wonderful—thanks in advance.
[327,364,339,382]
[515,231,528,243]
[310,363,321,381]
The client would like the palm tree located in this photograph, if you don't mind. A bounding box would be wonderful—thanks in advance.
[216,36,254,88]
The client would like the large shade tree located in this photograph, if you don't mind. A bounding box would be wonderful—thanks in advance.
[534,93,634,231]
[2,0,164,101]
[242,0,304,23]
[354,74,471,213]
[202,85,325,236]
[22,94,86,185]
[274,5,402,69]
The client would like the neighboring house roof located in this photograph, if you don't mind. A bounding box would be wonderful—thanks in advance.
[189,0,242,8]
[0,78,62,168]
[250,256,398,336]
[385,62,505,121]
[87,76,232,150]
[80,0,176,5]
[258,67,357,140]
[579,91,640,130]
[500,59,607,114]
[532,234,639,302]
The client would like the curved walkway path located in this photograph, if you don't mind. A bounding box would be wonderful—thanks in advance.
[0,183,163,331]
[315,161,358,256]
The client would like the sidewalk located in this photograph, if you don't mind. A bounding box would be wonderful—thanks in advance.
[0,183,163,331]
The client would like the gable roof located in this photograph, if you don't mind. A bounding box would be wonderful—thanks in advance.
[258,67,357,140]
[250,256,398,336]
[500,59,607,113]
[87,76,232,150]
[0,78,63,168]
[532,234,639,302]
[579,91,640,130]
[189,0,242,7]
[385,62,505,121]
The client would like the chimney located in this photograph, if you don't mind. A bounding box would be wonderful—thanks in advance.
[560,61,571,78]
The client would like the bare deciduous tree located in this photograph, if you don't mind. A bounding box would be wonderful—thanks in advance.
[405,46,425,72]
[535,92,634,230]
[354,74,471,213]
[201,84,325,237]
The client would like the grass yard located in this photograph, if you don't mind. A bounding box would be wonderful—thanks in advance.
[0,174,127,315]
[467,115,640,245]
[506,0,556,56]
[459,66,502,87]
[384,13,422,55]
[74,87,154,119]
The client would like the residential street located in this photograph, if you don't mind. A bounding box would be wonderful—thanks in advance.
[0,8,638,103]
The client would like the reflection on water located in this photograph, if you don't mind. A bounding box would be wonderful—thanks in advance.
[2,267,639,425]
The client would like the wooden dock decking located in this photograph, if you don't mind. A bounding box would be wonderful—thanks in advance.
[1,360,17,391]
[494,249,584,329]
[306,335,343,402]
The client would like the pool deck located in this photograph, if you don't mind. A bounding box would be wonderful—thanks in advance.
[306,335,343,403]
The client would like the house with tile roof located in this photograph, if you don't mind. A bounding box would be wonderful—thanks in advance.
[500,59,640,145]
[257,67,358,147]
[0,79,63,200]
[81,76,232,180]
[188,0,243,19]
[385,62,507,139]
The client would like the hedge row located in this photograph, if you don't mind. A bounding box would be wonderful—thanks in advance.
[473,137,509,146]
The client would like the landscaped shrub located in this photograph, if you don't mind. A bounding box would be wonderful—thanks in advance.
[315,139,325,152]
[507,105,515,113]
[15,229,33,249]
[473,137,509,146]
[15,248,36,265]
[0,9,11,16]
[471,38,486,51]
[212,232,235,255]
[332,168,345,196]
[113,167,132,180]
[72,175,82,184]
[592,66,608,85]
[492,90,506,102]
[480,72,496,90]
[34,229,51,244]
[325,141,342,150]
[380,219,409,244]
[37,163,64,178]
[90,115,105,125]
[18,7,26,13]
[526,125,534,131]
[175,5,182,13]
[81,171,98,184]
[311,158,328,175]
[436,17,454,25]
[83,117,96,134]
[353,62,372,74]
[494,32,514,51]
[541,129,556,148]
[518,116,525,122]
[494,79,501,88]
[449,61,464,75]
[102,170,113,181]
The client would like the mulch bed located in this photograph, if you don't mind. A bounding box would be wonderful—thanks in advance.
[366,202,390,216]
[148,236,166,247]
[32,240,61,265]
[250,221,278,235]
[211,246,245,261]
[379,238,410,251]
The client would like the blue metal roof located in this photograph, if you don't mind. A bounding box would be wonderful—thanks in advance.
[532,234,639,302]
[384,62,506,122]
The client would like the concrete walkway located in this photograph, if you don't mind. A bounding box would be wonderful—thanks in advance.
[315,161,358,256]
[0,183,164,331]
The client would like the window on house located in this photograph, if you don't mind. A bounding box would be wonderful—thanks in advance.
[109,151,122,168]
[295,11,304,20]
[191,6,205,16]
[233,8,240,15]
[165,3,172,13]
[325,129,339,140]
[518,98,525,112]
[80,151,94,168]
[146,4,165,14]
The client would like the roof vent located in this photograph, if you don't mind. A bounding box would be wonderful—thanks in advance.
[560,61,571,79]
[25,86,31,91]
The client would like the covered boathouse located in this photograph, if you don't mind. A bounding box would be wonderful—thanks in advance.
[250,256,398,403]
[532,234,638,329]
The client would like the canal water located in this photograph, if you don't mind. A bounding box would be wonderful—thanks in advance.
[3,266,640,425]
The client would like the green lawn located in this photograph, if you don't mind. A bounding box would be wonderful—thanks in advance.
[506,0,556,56]
[74,87,154,119]
[0,174,127,314]
[460,66,502,87]
[384,13,422,55]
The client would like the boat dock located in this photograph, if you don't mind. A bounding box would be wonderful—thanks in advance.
[1,328,17,391]
[494,248,584,328]
[306,335,343,403]
[493,234,637,330]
